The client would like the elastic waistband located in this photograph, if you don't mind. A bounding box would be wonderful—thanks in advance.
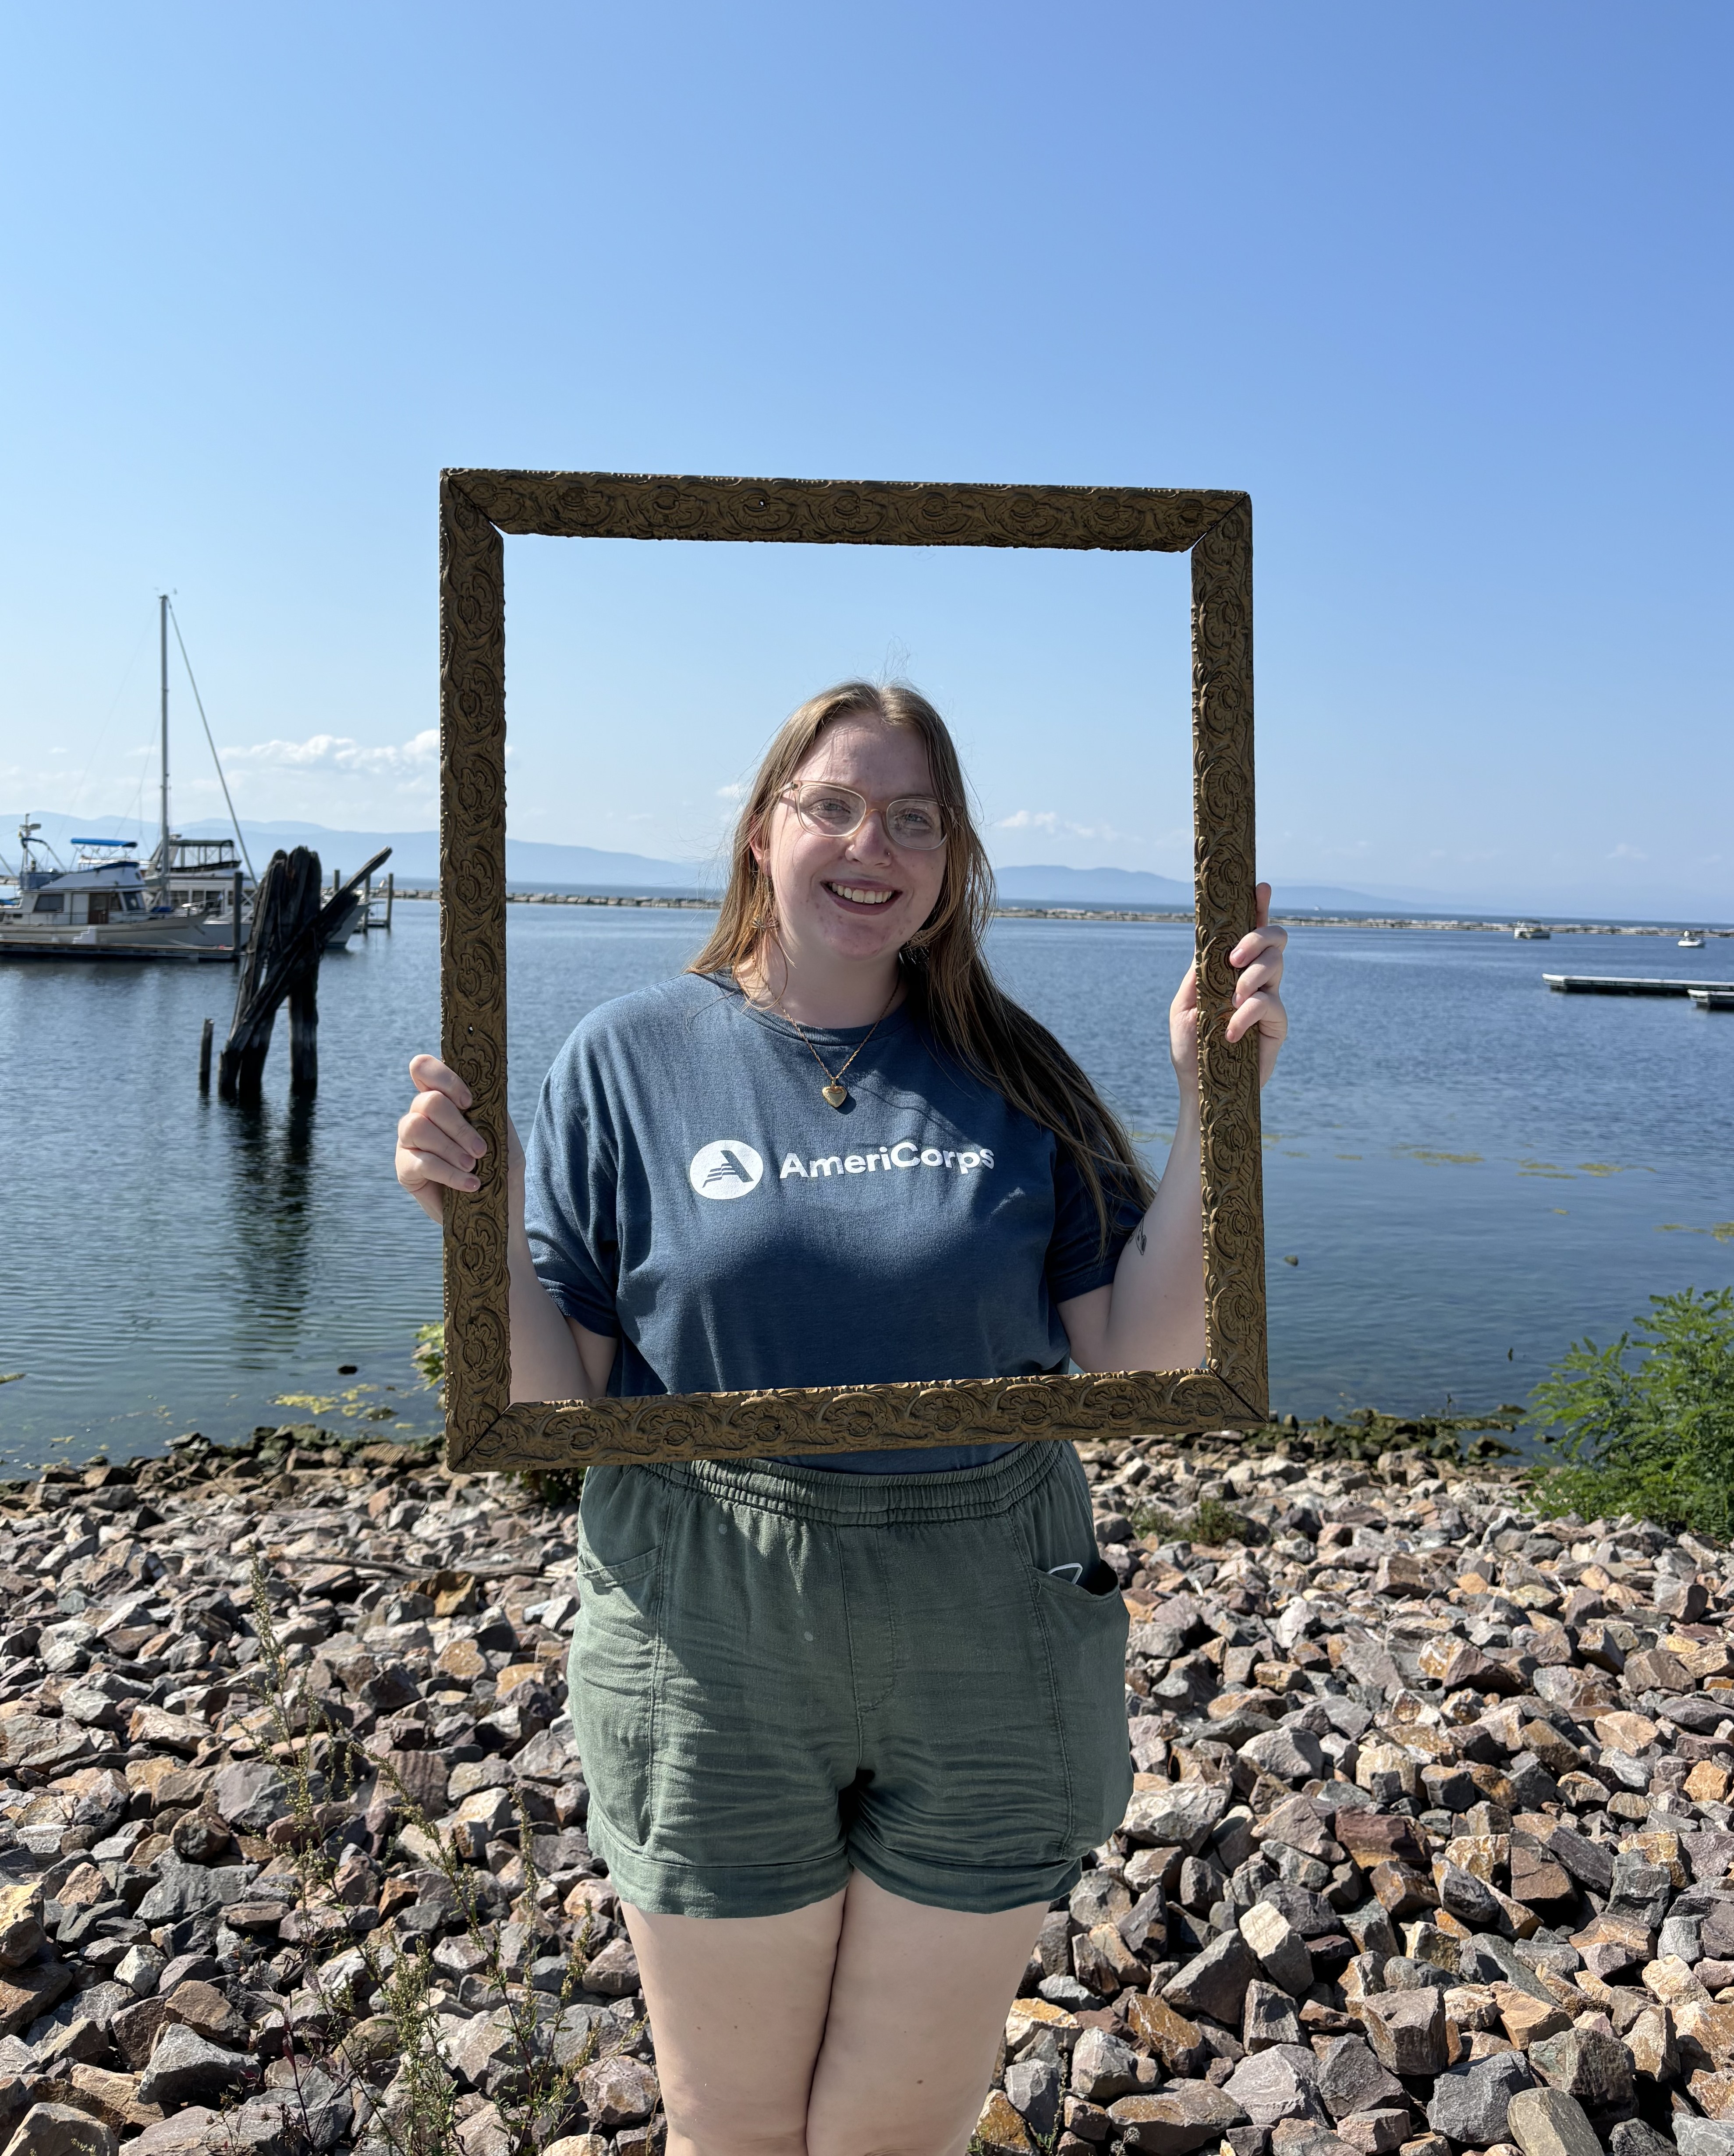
[641,1440,1067,1527]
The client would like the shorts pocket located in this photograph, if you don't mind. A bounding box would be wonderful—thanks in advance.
[1031,1560,1134,1853]
[568,1540,663,1853]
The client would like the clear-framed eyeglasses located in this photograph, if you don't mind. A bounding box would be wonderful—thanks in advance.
[780,781,949,852]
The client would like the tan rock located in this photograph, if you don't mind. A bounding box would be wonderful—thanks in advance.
[1687,1761,1733,1805]
[1083,1919,1144,1991]
[55,1865,106,1913]
[0,1959,75,2040]
[1494,1985,1571,2050]
[125,1706,207,1755]
[1677,1999,1734,2071]
[1444,1832,1508,1883]
[493,1663,545,1699]
[123,1759,206,1810]
[1127,1992,1208,2074]
[0,1883,45,1971]
[1624,2005,1678,2084]
[1620,1831,1686,1887]
[53,2065,164,2135]
[1592,1710,1659,1753]
[974,2090,1035,2155]
[1004,1996,1079,2051]
[1643,1955,1710,2008]
[1692,2068,1734,2120]
[434,1638,488,1685]
[1670,1636,1734,1681]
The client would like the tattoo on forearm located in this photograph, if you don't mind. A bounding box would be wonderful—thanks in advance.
[1135,1225,1148,1256]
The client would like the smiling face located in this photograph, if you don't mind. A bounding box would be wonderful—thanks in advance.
[751,715,949,979]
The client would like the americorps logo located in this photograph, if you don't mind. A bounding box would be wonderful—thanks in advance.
[688,1139,766,1200]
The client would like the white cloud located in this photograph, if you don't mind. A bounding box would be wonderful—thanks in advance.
[222,730,440,782]
[1607,841,1648,862]
[716,781,747,802]
[994,807,1137,844]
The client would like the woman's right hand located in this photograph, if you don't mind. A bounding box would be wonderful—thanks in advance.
[396,1054,523,1225]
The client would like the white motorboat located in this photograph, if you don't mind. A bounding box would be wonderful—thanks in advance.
[1680,930,1706,949]
[0,823,244,959]
[1513,923,1552,940]
[0,599,367,961]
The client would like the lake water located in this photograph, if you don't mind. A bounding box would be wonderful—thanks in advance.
[3,904,1732,1468]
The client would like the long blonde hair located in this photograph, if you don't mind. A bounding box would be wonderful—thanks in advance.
[688,681,1157,1238]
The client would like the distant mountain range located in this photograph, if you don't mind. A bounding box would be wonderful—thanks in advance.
[6,811,1709,921]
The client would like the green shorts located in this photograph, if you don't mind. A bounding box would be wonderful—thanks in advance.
[566,1440,1133,1919]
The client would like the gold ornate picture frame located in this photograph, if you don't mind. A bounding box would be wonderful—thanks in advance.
[438,469,1266,1469]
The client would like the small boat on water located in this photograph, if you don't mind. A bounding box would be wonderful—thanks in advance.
[0,823,246,959]
[1514,922,1552,940]
[1680,930,1706,949]
[0,600,369,962]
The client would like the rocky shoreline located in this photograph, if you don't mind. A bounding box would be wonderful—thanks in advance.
[0,1424,1724,2156]
[387,891,1730,936]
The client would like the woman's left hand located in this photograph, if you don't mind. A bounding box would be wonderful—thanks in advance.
[1169,882,1289,1093]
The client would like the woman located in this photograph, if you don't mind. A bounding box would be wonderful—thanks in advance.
[395,681,1287,2156]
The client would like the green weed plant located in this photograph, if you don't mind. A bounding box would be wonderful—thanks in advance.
[1528,1285,1734,1538]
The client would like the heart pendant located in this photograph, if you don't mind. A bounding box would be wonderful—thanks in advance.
[821,1083,847,1108]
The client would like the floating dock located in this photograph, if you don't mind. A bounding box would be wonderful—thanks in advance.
[1544,974,1734,998]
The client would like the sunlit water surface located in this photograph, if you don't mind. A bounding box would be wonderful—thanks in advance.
[3,904,1730,1466]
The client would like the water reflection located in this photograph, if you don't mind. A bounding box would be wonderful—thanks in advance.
[218,1093,318,1363]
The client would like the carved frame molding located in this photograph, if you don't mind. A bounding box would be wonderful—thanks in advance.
[438,470,1266,1468]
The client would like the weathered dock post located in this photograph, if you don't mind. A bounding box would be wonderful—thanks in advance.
[216,846,390,1103]
[198,1018,213,1091]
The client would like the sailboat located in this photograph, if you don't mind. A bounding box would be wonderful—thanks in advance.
[0,602,368,961]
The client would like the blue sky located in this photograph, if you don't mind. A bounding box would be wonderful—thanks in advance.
[3,2,1729,913]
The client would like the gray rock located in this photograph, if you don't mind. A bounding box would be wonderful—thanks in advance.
[1,2103,117,2156]
[1124,1780,1232,1855]
[1239,1902,1313,1996]
[1240,1728,1327,1786]
[113,1945,164,1996]
[578,1936,639,1997]
[209,1761,289,1837]
[1677,2124,1734,2156]
[1316,2037,1408,2126]
[1435,1860,1503,1929]
[1224,2046,1329,2129]
[1072,2026,1143,2104]
[444,2011,529,2101]
[1333,2110,1412,2156]
[1507,2086,1604,2156]
[134,1859,258,1926]
[226,2071,351,2155]
[1426,2051,1534,2146]
[574,2053,658,2128]
[1004,2056,1062,2137]
[1261,1882,1339,1938]
[1353,1989,1447,2078]
[1164,1929,1258,2021]
[138,2023,252,2108]
[1529,2025,1635,2110]
[1038,1973,1096,2010]
[1608,2124,1682,2156]
[1109,2083,1251,2154]
[1457,1931,1557,2003]
[1244,1978,1303,2052]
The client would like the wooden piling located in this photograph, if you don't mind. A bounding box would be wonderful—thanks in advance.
[198,1018,213,1091]
[216,845,390,1102]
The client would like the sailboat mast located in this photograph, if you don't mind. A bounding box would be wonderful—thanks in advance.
[158,595,171,904]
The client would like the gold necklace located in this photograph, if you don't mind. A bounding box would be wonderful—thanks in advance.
[772,980,900,1109]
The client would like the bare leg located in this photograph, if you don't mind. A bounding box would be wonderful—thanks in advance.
[621,1890,846,2156]
[806,1871,1050,2156]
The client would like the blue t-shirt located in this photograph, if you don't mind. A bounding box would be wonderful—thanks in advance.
[523,972,1142,1472]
